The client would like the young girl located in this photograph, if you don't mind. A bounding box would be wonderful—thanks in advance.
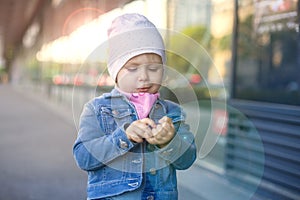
[73,13,196,200]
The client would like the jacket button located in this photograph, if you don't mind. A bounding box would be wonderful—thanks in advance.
[147,195,154,200]
[155,104,160,109]
[128,182,139,187]
[132,158,142,164]
[162,148,173,156]
[112,110,119,115]
[149,168,156,175]
[119,139,128,149]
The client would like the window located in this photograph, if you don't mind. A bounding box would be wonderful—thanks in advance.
[234,0,300,105]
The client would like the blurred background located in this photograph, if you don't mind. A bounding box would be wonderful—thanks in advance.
[0,0,299,199]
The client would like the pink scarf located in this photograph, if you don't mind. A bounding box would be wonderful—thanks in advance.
[116,88,159,119]
[130,92,159,119]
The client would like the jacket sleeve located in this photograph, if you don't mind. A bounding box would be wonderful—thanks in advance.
[154,101,197,170]
[72,101,135,171]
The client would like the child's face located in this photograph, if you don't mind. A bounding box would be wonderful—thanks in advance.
[116,53,163,93]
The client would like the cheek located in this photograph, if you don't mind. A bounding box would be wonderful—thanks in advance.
[120,73,137,83]
[150,72,163,84]
[117,71,132,83]
[117,74,137,91]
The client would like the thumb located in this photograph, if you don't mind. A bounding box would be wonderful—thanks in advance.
[159,116,173,124]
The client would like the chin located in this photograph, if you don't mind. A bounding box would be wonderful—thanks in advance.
[150,88,160,94]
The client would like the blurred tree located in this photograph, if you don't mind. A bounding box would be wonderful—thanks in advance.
[166,25,212,74]
[237,14,258,59]
[215,34,232,51]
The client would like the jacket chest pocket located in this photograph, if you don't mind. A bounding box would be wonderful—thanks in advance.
[99,106,133,134]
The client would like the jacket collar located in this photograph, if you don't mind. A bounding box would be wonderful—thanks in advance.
[103,88,124,99]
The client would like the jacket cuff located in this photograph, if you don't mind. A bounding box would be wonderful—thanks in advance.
[154,134,183,162]
[112,123,135,151]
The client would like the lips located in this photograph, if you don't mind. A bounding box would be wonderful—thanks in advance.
[137,86,151,93]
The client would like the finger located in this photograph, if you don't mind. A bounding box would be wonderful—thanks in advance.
[162,122,173,132]
[141,124,153,138]
[151,131,165,142]
[158,116,172,124]
[158,116,166,124]
[129,133,144,143]
[136,126,152,138]
[133,119,154,137]
[132,121,153,138]
[147,134,167,145]
[158,126,168,137]
[155,124,174,141]
[141,118,157,129]
[152,124,162,136]
[146,137,159,145]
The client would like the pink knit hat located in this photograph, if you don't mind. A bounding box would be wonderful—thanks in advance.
[107,13,166,81]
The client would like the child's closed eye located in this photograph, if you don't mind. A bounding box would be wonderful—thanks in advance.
[147,65,162,72]
[125,66,138,72]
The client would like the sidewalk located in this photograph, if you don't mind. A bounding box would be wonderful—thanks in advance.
[0,84,86,199]
[177,162,257,200]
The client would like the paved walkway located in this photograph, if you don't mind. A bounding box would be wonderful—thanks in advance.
[0,85,86,199]
[0,84,254,200]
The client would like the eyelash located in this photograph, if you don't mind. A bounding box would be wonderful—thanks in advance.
[126,67,137,72]
[148,67,159,72]
[125,66,162,72]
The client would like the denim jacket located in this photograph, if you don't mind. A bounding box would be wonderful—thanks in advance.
[73,89,197,200]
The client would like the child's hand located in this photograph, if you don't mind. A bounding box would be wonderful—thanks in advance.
[125,118,156,143]
[146,116,175,148]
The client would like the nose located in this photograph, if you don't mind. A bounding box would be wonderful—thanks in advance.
[138,67,149,81]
